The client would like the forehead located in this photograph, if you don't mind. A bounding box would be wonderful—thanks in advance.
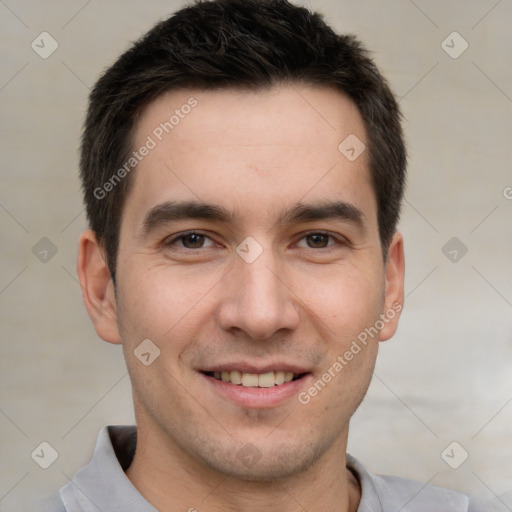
[124,84,375,229]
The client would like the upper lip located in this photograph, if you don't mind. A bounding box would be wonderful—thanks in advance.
[199,362,310,374]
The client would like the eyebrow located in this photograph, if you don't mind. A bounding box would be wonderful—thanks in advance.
[141,199,367,236]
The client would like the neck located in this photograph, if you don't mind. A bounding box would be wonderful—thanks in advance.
[126,422,361,512]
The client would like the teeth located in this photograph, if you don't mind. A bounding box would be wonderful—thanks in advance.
[275,371,285,385]
[258,372,275,388]
[242,373,259,387]
[210,370,301,387]
[230,370,242,385]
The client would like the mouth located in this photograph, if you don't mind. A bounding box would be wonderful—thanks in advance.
[202,370,308,388]
[199,363,312,408]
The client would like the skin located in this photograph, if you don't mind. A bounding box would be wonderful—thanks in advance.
[78,84,405,512]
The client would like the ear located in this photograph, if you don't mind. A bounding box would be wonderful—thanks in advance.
[77,229,121,345]
[379,231,405,341]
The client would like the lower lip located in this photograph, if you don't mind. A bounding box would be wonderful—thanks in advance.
[201,373,311,408]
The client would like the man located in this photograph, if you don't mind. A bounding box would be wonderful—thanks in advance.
[41,0,497,510]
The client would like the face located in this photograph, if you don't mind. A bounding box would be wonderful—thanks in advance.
[81,85,404,480]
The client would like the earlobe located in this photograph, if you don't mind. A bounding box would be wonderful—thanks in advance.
[77,230,122,345]
[379,231,405,342]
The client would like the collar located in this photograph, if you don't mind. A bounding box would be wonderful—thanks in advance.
[60,425,469,512]
[60,426,156,512]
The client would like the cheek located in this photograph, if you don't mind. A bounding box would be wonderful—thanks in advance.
[299,261,384,334]
[116,262,222,346]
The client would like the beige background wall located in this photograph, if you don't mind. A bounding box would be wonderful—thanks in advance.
[1,0,511,509]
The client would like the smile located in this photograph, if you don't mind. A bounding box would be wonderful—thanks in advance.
[204,370,305,387]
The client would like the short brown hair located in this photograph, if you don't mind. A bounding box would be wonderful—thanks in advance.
[80,0,406,282]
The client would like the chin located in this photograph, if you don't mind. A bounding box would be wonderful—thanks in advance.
[195,437,326,482]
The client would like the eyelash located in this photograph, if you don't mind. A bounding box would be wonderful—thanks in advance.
[163,230,347,250]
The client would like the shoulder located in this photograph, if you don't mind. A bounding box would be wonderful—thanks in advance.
[347,454,508,512]
[371,472,470,511]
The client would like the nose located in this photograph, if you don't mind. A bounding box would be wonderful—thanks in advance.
[216,247,300,341]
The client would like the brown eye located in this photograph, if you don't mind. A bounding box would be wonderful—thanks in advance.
[163,231,217,251]
[305,233,331,248]
[181,233,206,248]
